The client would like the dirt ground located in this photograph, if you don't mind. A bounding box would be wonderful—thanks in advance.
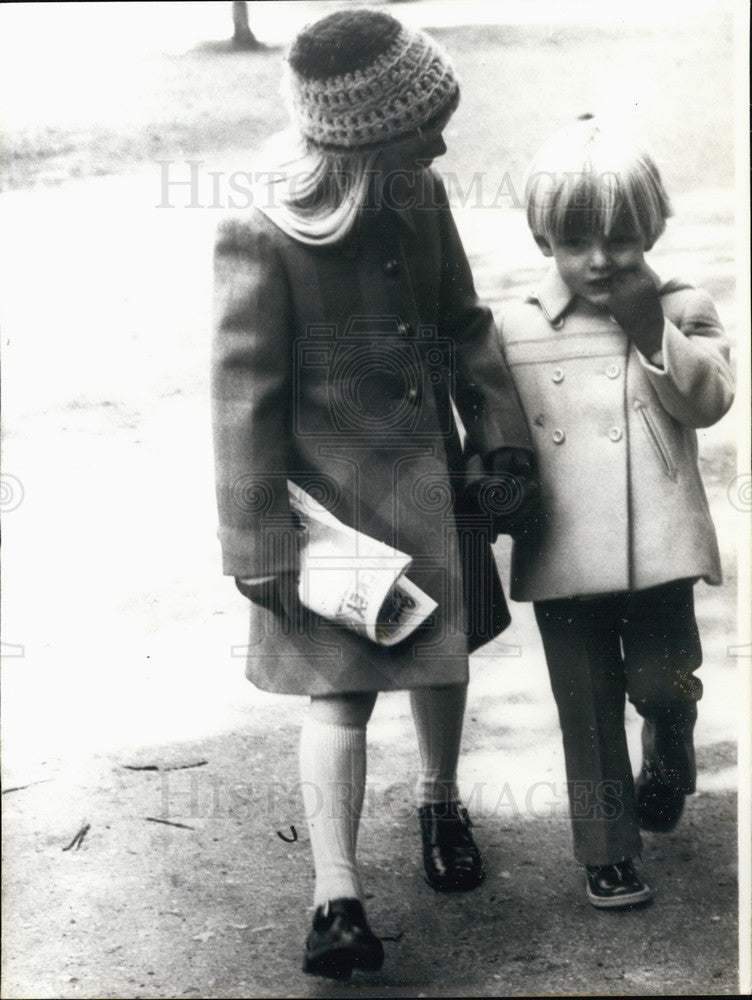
[0,687,740,998]
[1,3,749,998]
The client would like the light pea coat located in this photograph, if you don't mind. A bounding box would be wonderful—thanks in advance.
[211,168,532,695]
[499,267,734,602]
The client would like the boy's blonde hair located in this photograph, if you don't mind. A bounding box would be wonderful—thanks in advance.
[525,116,671,248]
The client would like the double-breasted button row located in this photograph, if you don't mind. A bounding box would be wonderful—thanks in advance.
[551,364,621,383]
[549,427,622,444]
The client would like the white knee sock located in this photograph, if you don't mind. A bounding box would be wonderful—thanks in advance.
[299,715,366,907]
[410,685,467,806]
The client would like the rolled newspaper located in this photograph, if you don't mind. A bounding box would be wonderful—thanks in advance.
[287,481,437,646]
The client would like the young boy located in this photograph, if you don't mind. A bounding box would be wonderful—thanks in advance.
[496,116,734,907]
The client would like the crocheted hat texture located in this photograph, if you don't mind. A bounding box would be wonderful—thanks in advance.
[285,8,459,150]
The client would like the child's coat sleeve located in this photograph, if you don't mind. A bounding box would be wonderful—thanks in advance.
[637,287,734,428]
[211,215,299,579]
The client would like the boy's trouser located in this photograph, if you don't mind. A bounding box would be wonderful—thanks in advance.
[533,579,702,866]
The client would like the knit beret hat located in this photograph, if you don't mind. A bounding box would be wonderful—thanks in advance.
[284,8,460,151]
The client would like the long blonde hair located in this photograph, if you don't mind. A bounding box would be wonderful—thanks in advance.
[255,130,380,246]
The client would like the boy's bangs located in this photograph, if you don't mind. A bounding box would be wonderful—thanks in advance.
[541,168,661,244]
[552,174,625,242]
[525,120,671,246]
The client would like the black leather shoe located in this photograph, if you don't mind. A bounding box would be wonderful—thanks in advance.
[585,860,652,909]
[635,763,686,831]
[302,898,384,980]
[418,801,485,892]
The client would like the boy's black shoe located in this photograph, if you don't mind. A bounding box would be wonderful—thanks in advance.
[302,898,384,980]
[635,763,686,831]
[585,860,652,909]
[418,801,485,892]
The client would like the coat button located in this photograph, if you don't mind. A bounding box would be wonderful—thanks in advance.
[609,426,623,442]
[552,428,566,444]
[397,322,413,337]
[383,258,400,276]
[552,367,565,383]
[606,363,621,379]
[407,387,421,405]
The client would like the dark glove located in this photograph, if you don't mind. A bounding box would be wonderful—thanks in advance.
[234,571,302,621]
[607,268,664,357]
[464,446,543,541]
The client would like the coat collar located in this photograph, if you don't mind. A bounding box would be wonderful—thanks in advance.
[529,265,666,326]
[528,268,576,325]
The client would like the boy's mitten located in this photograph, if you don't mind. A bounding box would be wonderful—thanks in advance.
[607,268,664,357]
[464,446,543,540]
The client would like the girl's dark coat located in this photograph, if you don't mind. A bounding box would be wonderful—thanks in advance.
[211,169,532,695]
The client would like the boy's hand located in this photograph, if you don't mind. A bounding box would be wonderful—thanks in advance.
[464,447,544,541]
[607,268,664,358]
[487,447,544,539]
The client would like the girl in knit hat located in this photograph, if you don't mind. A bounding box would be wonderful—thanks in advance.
[211,7,540,980]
